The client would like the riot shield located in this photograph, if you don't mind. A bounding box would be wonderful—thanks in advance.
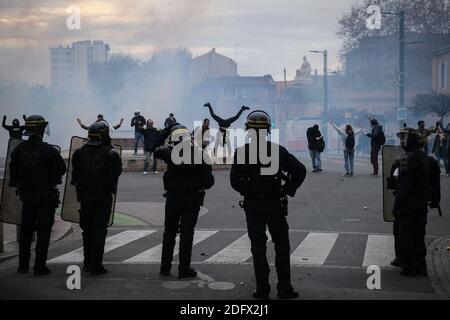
[61,136,122,226]
[382,145,404,222]
[0,139,24,224]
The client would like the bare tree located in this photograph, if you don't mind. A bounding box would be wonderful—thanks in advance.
[412,91,450,118]
[337,0,450,53]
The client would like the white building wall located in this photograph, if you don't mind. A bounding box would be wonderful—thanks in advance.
[50,40,109,95]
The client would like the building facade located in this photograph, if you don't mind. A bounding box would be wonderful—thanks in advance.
[432,46,450,95]
[50,40,110,94]
[188,48,237,87]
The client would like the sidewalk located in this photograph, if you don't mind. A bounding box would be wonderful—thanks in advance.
[0,215,73,263]
[427,236,450,300]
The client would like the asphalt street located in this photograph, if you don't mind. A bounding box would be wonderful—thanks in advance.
[0,154,449,300]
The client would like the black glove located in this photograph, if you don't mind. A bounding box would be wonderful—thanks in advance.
[429,201,439,209]
[203,102,211,108]
[281,186,295,198]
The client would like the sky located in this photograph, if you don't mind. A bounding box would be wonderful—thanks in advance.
[0,0,356,85]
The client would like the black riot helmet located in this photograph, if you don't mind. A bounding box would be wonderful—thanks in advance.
[245,110,271,133]
[23,115,48,136]
[169,124,191,145]
[12,119,19,127]
[87,121,110,146]
[397,127,423,150]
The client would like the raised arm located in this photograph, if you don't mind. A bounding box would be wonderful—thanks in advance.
[77,118,89,130]
[113,118,124,130]
[329,121,344,136]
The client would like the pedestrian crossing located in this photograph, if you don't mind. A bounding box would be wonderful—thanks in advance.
[47,229,396,268]
[362,235,396,267]
[290,232,338,265]
[125,231,217,263]
[48,230,156,263]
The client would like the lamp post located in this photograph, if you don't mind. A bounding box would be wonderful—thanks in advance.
[382,10,405,129]
[309,50,328,145]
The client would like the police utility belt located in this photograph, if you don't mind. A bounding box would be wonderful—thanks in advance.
[239,175,282,198]
[166,187,203,194]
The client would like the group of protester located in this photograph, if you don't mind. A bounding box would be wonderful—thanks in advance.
[130,111,169,175]
[305,117,450,177]
[74,111,178,175]
[306,117,386,176]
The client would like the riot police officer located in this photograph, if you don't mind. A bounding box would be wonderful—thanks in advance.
[154,124,214,279]
[71,121,122,275]
[390,128,433,277]
[230,110,306,299]
[9,115,66,275]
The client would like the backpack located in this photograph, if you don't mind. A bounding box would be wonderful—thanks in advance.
[316,138,325,153]
[345,134,355,151]
[378,128,386,146]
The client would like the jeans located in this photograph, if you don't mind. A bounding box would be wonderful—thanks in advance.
[344,149,354,173]
[435,149,449,174]
[134,132,144,154]
[144,151,158,172]
[309,149,321,170]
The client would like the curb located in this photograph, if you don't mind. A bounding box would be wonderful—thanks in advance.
[427,235,450,300]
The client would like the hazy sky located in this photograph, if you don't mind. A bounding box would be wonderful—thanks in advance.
[0,0,356,85]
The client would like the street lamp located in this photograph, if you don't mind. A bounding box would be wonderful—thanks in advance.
[309,50,328,145]
[381,10,406,128]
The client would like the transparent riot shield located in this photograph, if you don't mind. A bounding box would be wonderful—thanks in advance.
[0,139,24,225]
[61,136,122,226]
[382,145,404,222]
[0,140,62,225]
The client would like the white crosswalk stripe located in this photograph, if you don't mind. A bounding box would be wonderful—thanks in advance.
[48,230,397,268]
[291,232,339,265]
[205,232,271,264]
[362,235,395,267]
[124,230,217,263]
[48,230,156,263]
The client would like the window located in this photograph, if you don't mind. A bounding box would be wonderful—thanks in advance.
[439,62,448,89]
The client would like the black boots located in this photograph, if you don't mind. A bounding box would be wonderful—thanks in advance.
[253,290,270,300]
[277,289,300,299]
[17,266,29,274]
[178,268,197,279]
[33,266,51,276]
[390,258,400,267]
[252,285,300,300]
[90,265,108,276]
